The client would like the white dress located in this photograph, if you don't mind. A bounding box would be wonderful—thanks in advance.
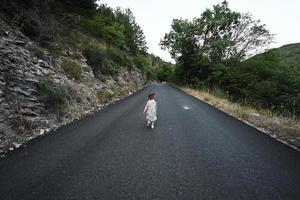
[146,99,157,122]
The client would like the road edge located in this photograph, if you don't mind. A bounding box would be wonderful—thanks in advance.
[0,84,150,158]
[168,83,300,152]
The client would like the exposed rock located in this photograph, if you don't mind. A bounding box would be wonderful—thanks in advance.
[0,16,145,154]
[18,108,38,117]
[14,40,26,46]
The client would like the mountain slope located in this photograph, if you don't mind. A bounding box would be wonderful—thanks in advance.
[0,1,172,154]
[246,43,300,69]
[278,43,300,69]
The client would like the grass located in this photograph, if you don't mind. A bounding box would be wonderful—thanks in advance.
[181,87,300,150]
[61,58,82,80]
[9,116,38,134]
[37,80,72,108]
[96,89,114,104]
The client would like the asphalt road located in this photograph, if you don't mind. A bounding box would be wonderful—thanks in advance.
[0,83,300,200]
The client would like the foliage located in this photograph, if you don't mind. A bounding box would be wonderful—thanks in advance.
[219,50,300,116]
[61,58,82,80]
[134,54,151,71]
[115,8,148,54]
[19,10,42,39]
[160,0,273,85]
[10,116,38,134]
[59,0,97,16]
[106,47,132,68]
[157,64,174,82]
[274,43,300,70]
[37,80,72,107]
[102,24,125,48]
[83,46,105,75]
[84,46,131,78]
[80,5,148,54]
[160,0,299,116]
[161,1,273,62]
[96,90,114,104]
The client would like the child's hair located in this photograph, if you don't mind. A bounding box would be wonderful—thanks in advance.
[148,92,155,99]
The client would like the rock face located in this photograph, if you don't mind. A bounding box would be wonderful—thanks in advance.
[0,17,146,154]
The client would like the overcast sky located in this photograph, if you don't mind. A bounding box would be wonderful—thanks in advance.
[99,0,300,62]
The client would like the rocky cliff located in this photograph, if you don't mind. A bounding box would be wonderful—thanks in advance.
[0,17,145,154]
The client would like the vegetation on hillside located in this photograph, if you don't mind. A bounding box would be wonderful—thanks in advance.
[0,0,172,81]
[278,43,300,70]
[160,1,300,117]
[1,0,299,117]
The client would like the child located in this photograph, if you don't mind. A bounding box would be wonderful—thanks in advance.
[143,92,157,129]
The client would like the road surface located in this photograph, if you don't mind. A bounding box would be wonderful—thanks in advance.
[0,84,300,200]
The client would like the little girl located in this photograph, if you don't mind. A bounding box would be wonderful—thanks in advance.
[143,92,157,129]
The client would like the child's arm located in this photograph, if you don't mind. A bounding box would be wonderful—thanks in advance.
[143,102,148,113]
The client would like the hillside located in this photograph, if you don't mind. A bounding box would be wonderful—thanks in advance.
[247,43,300,69]
[278,43,300,69]
[0,1,170,154]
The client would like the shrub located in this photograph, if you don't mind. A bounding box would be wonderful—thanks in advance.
[10,116,38,134]
[83,46,120,77]
[102,60,119,78]
[46,42,63,57]
[61,58,82,80]
[102,24,125,47]
[106,47,132,68]
[157,64,173,82]
[83,46,105,75]
[37,80,71,107]
[144,67,157,80]
[80,17,103,37]
[20,10,41,39]
[134,54,151,72]
[96,89,114,104]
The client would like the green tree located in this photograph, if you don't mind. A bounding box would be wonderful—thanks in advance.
[102,23,125,48]
[160,0,273,83]
[59,0,97,15]
[116,9,148,54]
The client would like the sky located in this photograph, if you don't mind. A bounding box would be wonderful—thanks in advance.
[99,0,300,62]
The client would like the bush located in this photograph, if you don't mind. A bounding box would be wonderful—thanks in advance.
[106,47,132,68]
[219,52,300,116]
[157,64,173,82]
[20,10,42,39]
[102,24,125,48]
[134,54,151,72]
[83,46,105,75]
[61,58,82,80]
[83,46,120,78]
[38,80,72,107]
[96,89,114,104]
[102,60,119,78]
[10,116,38,134]
[80,17,104,37]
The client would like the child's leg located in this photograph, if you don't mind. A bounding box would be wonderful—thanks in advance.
[147,120,150,126]
[151,121,154,129]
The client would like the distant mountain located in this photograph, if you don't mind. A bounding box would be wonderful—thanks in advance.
[244,43,300,69]
[277,43,300,69]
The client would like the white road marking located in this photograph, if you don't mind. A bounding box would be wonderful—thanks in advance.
[183,106,190,110]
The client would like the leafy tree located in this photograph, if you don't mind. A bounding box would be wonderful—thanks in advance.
[58,0,97,15]
[102,23,125,48]
[160,0,273,64]
[160,19,196,61]
[157,64,174,82]
[81,6,148,53]
[116,9,148,54]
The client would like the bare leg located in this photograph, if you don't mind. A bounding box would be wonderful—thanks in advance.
[151,121,154,129]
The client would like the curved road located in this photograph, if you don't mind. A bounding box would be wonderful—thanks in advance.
[0,84,300,200]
